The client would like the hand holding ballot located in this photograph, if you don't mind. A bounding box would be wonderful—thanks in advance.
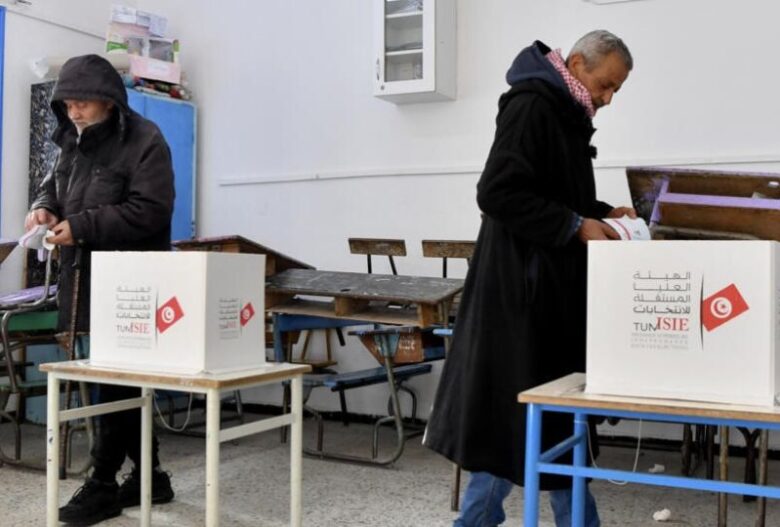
[577,218,621,242]
[19,224,56,251]
[603,215,651,241]
[577,207,648,243]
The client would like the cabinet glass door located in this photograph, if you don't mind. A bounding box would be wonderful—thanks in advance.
[384,0,423,82]
[376,0,434,95]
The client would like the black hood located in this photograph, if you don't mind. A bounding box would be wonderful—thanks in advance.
[50,54,131,144]
[505,40,568,92]
[501,40,591,127]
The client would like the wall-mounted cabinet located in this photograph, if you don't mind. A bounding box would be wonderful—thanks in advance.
[373,0,456,104]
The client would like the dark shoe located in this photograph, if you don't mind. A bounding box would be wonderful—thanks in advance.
[59,477,121,526]
[118,469,175,508]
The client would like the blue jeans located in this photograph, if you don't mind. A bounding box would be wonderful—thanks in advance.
[454,472,600,527]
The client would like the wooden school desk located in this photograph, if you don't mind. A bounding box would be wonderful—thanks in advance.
[267,269,463,465]
[41,360,310,527]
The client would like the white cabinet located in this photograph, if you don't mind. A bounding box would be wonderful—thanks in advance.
[373,0,456,104]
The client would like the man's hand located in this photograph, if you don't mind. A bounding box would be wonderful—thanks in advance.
[47,220,75,246]
[606,206,637,219]
[577,218,620,243]
[24,208,58,231]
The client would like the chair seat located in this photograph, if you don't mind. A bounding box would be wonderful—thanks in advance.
[298,363,433,389]
[0,378,48,394]
[0,285,57,309]
[7,309,58,333]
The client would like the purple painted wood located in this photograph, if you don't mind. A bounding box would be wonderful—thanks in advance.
[0,285,57,307]
[659,193,780,211]
[649,179,669,226]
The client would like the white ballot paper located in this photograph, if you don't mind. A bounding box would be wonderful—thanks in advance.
[602,215,651,241]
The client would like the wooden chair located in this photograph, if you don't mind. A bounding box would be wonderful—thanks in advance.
[421,239,475,278]
[0,248,93,472]
[348,238,407,275]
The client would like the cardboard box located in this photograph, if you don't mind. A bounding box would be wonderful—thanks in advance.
[127,55,181,84]
[106,8,181,84]
[90,252,266,374]
[586,241,780,406]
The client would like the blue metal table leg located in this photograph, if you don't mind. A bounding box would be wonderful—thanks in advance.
[572,411,588,527]
[524,403,542,526]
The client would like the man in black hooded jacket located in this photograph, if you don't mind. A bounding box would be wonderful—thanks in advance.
[423,31,635,526]
[26,54,175,525]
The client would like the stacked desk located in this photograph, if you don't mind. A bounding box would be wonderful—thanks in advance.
[267,268,463,465]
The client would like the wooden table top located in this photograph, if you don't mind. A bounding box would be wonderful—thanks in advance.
[0,240,16,265]
[519,373,780,423]
[40,360,310,390]
[266,269,464,304]
[172,235,314,272]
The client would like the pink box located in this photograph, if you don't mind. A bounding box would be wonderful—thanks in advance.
[128,55,181,84]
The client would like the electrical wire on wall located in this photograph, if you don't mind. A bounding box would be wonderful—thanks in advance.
[583,0,648,4]
[1,0,103,38]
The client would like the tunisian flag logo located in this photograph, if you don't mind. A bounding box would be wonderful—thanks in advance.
[240,302,256,327]
[702,284,749,332]
[157,296,185,333]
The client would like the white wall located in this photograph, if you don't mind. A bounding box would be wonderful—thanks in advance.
[0,1,131,292]
[135,0,780,436]
[7,0,766,448]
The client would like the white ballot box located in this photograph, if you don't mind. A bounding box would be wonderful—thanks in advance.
[587,241,780,406]
[90,252,266,374]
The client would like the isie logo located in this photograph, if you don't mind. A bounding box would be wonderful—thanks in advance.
[633,318,689,332]
[633,283,748,333]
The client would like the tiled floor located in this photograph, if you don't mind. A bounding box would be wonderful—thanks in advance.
[0,416,778,526]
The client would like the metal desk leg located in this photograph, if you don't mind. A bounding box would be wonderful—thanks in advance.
[523,403,542,527]
[572,412,588,527]
[681,423,692,476]
[303,333,408,466]
[140,387,153,527]
[291,375,303,527]
[369,356,406,463]
[443,329,461,513]
[450,463,461,512]
[46,374,60,527]
[718,425,729,527]
[206,389,221,527]
[756,430,769,527]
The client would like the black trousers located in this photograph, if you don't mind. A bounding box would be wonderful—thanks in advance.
[90,384,160,482]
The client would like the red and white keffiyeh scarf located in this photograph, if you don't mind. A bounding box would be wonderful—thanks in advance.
[546,48,595,119]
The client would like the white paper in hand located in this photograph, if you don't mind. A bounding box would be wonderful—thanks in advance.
[603,215,651,241]
[19,225,56,262]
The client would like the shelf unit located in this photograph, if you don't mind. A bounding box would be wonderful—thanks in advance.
[373,0,456,104]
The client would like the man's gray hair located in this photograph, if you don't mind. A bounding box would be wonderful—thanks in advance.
[568,30,633,71]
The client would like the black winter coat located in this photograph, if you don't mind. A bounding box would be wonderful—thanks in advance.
[31,55,175,331]
[423,45,613,489]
